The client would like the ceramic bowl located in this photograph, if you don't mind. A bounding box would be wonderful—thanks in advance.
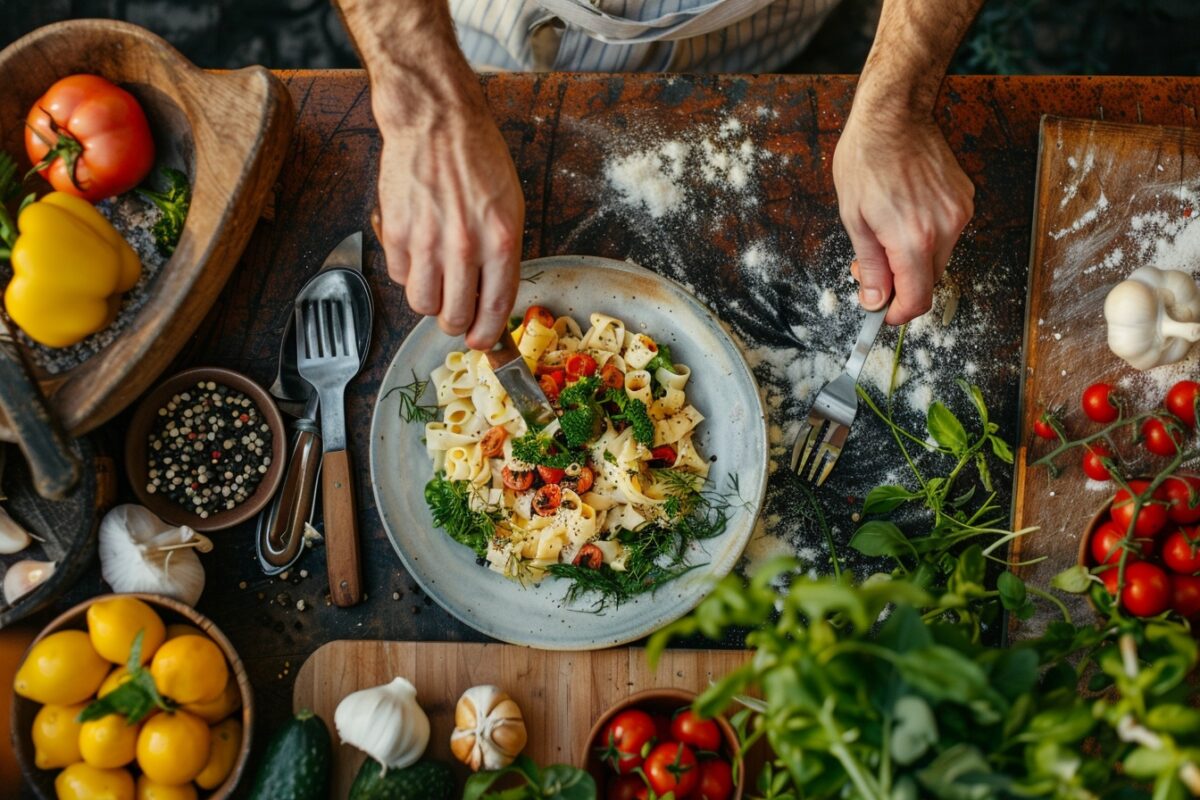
[125,367,286,531]
[582,688,744,799]
[11,593,254,800]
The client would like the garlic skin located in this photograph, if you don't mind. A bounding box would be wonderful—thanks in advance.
[335,677,430,771]
[0,506,32,554]
[3,560,55,604]
[1105,266,1200,370]
[99,505,212,605]
[450,685,528,772]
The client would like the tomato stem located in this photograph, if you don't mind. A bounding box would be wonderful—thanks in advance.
[26,108,86,193]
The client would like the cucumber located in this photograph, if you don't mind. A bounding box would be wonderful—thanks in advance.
[348,758,456,800]
[246,709,332,800]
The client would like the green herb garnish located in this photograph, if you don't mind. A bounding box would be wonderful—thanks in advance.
[384,370,438,424]
[135,167,191,256]
[645,343,675,374]
[79,631,174,724]
[604,389,654,446]
[510,432,586,469]
[424,473,497,557]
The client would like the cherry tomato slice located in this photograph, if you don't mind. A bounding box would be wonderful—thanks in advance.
[600,362,625,391]
[572,466,595,494]
[573,543,604,569]
[649,445,677,468]
[671,709,721,751]
[1162,476,1200,524]
[480,426,508,458]
[1081,382,1120,423]
[523,305,556,331]
[1143,416,1185,457]
[1170,574,1200,618]
[1110,481,1169,539]
[1166,380,1200,427]
[598,710,657,774]
[1032,413,1059,441]
[1162,527,1200,574]
[696,759,735,800]
[539,374,562,402]
[537,465,566,485]
[1089,521,1151,565]
[502,466,533,491]
[643,742,699,798]
[1081,443,1114,482]
[533,484,563,516]
[566,353,599,379]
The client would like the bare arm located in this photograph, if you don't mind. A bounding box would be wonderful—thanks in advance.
[336,0,524,348]
[832,0,984,324]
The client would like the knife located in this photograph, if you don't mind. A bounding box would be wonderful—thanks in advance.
[486,331,558,429]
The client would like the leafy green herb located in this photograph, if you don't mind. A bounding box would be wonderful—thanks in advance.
[135,167,191,256]
[424,473,496,557]
[464,754,594,800]
[604,389,654,446]
[79,631,174,724]
[646,343,675,374]
[510,432,586,469]
[384,370,438,424]
[0,152,33,260]
[558,376,602,447]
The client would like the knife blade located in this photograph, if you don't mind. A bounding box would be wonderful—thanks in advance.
[486,331,557,429]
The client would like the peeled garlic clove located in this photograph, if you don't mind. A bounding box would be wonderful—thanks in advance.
[0,506,32,554]
[3,560,55,604]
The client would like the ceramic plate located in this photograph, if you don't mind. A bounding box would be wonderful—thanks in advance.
[369,256,768,649]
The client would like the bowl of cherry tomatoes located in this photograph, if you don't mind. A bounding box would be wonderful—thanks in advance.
[582,688,743,800]
[1079,473,1200,621]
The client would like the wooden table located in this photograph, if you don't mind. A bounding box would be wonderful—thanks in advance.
[35,74,1200,758]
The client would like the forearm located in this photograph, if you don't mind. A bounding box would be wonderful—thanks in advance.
[856,0,985,121]
[334,0,484,129]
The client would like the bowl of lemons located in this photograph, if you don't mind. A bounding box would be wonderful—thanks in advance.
[10,593,252,800]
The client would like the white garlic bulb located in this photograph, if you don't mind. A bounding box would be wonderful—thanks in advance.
[335,677,430,771]
[98,504,212,605]
[3,559,55,604]
[1105,266,1200,370]
[0,506,32,554]
[450,685,528,771]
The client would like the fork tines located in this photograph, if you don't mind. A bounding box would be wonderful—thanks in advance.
[790,414,849,487]
[298,298,355,361]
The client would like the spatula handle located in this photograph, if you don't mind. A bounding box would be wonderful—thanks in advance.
[0,344,79,500]
[322,448,362,607]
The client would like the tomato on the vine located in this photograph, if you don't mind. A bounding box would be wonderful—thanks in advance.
[1170,574,1200,618]
[1081,443,1114,482]
[607,774,648,800]
[1142,416,1185,457]
[1081,382,1121,424]
[598,710,657,774]
[696,759,735,800]
[1162,527,1200,574]
[1032,413,1058,441]
[1166,380,1200,427]
[1162,475,1200,524]
[1090,521,1151,565]
[1110,481,1169,539]
[643,742,699,798]
[1115,561,1171,617]
[670,709,721,751]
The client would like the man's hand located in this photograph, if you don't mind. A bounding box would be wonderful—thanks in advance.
[833,111,973,325]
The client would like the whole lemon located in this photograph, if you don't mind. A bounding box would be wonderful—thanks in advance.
[31,702,86,769]
[149,635,227,705]
[14,630,109,704]
[55,763,134,800]
[164,624,203,641]
[80,713,140,769]
[136,711,210,785]
[181,676,240,724]
[98,666,133,698]
[195,718,242,789]
[87,597,165,665]
[135,775,198,800]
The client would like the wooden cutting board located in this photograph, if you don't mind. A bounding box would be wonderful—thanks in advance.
[1013,116,1200,633]
[294,641,750,797]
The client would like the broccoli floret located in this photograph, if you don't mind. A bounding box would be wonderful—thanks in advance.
[511,431,585,468]
[605,389,654,446]
[136,167,191,256]
[645,343,675,374]
[557,376,602,447]
[558,376,601,409]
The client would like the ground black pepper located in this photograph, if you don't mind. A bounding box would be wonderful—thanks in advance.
[145,380,273,518]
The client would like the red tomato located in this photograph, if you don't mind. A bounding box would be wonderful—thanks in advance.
[670,710,721,751]
[25,74,155,201]
[1170,574,1200,618]
[607,774,648,800]
[566,353,599,379]
[1142,416,1184,457]
[696,759,735,800]
[539,374,562,402]
[649,445,677,468]
[536,365,568,386]
[523,305,556,331]
[600,362,625,391]
[480,426,508,459]
[1081,382,1120,424]
[502,466,533,491]
[564,466,595,494]
[1166,380,1200,427]
[1090,521,1151,565]
[572,543,604,569]
[1162,476,1200,524]
[1081,443,1114,482]
[1032,413,1059,441]
[1162,527,1200,574]
[598,710,657,774]
[537,465,566,485]
[651,715,673,745]
[1120,562,1171,617]
[532,484,562,516]
[643,742,699,798]
[1110,481,1169,539]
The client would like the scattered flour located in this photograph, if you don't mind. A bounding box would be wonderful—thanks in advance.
[604,141,689,219]
[818,288,839,317]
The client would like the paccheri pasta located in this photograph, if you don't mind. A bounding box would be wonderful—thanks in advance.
[421,304,725,601]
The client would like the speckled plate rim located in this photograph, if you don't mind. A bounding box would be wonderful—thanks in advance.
[369,255,768,650]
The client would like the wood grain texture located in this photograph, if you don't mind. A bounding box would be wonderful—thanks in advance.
[0,19,294,441]
[322,449,362,607]
[1011,116,1200,635]
[293,641,751,798]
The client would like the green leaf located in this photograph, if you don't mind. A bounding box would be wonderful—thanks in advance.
[463,769,521,800]
[997,572,1027,611]
[538,765,596,800]
[974,452,993,493]
[927,402,969,454]
[863,485,919,515]
[951,545,986,596]
[959,379,989,426]
[1050,565,1093,594]
[891,695,938,766]
[1146,704,1200,734]
[988,434,1014,464]
[1018,706,1095,744]
[895,645,991,706]
[916,743,993,800]
[1123,746,1177,779]
[850,521,917,560]
[876,604,933,654]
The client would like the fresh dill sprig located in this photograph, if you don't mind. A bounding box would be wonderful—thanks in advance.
[384,370,438,423]
[521,271,545,285]
[424,473,497,557]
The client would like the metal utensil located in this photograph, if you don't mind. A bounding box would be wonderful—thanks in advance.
[295,287,364,607]
[790,303,890,486]
[486,330,557,429]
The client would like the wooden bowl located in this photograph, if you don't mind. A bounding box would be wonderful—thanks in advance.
[11,593,254,800]
[0,19,293,443]
[125,367,287,531]
[582,688,744,799]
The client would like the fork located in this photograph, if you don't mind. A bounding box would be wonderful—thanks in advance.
[295,295,362,607]
[790,304,890,486]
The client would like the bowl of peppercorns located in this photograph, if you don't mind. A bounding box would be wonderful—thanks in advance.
[125,367,287,531]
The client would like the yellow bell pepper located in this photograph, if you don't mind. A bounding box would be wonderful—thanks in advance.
[3,192,140,348]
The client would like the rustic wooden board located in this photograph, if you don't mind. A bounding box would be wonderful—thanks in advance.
[294,641,750,798]
[1012,116,1200,633]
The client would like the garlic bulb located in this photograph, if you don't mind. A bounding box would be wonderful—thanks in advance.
[0,506,32,554]
[450,685,527,771]
[335,677,430,771]
[99,504,212,605]
[3,560,54,604]
[1105,266,1200,370]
